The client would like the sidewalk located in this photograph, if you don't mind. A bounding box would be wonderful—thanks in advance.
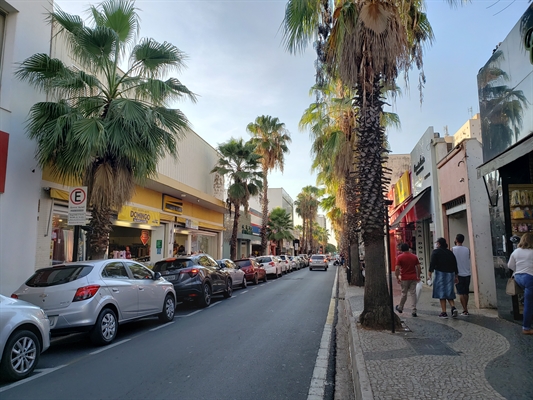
[338,267,533,400]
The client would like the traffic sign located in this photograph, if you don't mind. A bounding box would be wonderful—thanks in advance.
[68,186,88,225]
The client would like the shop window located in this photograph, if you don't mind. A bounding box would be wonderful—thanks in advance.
[109,226,150,261]
[51,214,75,264]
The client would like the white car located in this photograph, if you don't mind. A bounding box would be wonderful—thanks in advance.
[216,259,247,288]
[277,255,291,273]
[0,295,51,381]
[309,254,329,271]
[12,259,176,346]
[255,256,282,278]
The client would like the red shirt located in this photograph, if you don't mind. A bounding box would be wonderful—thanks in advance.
[396,252,420,281]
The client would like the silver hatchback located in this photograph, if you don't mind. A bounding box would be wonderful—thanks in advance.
[12,260,176,345]
[309,254,329,271]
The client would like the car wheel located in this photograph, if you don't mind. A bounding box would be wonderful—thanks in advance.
[263,273,268,283]
[198,282,212,308]
[159,294,175,323]
[253,274,259,285]
[90,308,117,345]
[241,276,247,288]
[0,330,41,382]
[310,267,313,271]
[223,279,233,298]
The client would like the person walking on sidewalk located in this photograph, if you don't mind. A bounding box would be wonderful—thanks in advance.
[452,234,471,316]
[508,233,533,335]
[394,243,421,317]
[429,237,459,318]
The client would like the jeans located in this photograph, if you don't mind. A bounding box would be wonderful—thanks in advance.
[514,273,533,330]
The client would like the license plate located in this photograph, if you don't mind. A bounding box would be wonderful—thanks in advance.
[164,275,176,281]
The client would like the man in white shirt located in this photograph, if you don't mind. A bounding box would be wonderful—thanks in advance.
[452,234,471,316]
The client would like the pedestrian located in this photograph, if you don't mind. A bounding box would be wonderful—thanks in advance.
[428,237,459,318]
[394,243,421,317]
[452,234,471,316]
[507,232,533,335]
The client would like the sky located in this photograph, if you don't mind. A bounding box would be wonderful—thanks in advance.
[54,0,530,234]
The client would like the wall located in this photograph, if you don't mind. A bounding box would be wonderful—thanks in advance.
[0,0,52,296]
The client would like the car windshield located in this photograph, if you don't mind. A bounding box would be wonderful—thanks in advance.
[153,259,194,272]
[234,260,251,268]
[25,265,93,287]
[256,257,270,263]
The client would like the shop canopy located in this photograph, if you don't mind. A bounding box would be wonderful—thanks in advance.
[390,188,431,229]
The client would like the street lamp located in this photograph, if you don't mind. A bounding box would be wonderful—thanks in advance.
[384,199,395,333]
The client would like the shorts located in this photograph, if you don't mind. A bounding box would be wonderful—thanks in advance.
[456,275,471,295]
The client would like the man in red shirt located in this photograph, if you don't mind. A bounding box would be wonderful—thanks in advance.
[395,243,421,317]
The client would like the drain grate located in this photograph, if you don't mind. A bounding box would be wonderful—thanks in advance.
[405,338,457,356]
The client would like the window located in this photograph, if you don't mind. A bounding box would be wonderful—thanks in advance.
[26,266,93,287]
[102,262,129,279]
[127,262,154,280]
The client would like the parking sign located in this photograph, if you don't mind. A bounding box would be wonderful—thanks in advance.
[68,186,87,225]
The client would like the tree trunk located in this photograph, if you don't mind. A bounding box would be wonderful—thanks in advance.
[260,170,269,255]
[89,206,113,260]
[354,77,400,330]
[230,204,241,261]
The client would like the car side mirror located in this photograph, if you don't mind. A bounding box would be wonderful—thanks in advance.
[154,271,162,280]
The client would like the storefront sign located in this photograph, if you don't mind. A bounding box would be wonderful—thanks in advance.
[140,230,150,245]
[394,171,411,205]
[68,186,88,226]
[162,195,183,215]
[118,205,160,226]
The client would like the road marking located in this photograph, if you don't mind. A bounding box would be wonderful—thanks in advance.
[0,365,67,393]
[150,321,175,331]
[307,266,338,400]
[208,302,220,308]
[90,339,130,355]
[241,290,249,294]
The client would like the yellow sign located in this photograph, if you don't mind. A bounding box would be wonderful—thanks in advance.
[162,195,183,215]
[394,171,411,205]
[118,206,160,226]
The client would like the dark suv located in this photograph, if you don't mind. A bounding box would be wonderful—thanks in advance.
[153,254,233,307]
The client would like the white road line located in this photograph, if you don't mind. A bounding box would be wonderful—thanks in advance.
[150,321,175,331]
[208,302,220,308]
[0,365,67,393]
[90,339,130,355]
[176,309,203,317]
[241,290,249,294]
[307,267,338,400]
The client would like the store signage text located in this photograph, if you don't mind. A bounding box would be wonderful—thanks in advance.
[414,155,426,176]
[162,195,183,215]
[118,206,160,226]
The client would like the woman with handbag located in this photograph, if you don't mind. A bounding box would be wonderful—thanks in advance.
[508,233,533,335]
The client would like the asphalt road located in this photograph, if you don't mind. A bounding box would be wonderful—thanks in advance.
[0,265,336,400]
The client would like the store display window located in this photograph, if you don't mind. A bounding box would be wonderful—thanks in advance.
[109,226,151,262]
[51,214,86,264]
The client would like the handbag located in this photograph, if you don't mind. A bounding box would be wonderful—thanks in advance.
[506,274,524,296]
[415,281,423,301]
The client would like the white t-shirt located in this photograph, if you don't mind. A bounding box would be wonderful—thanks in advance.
[452,245,471,277]
[508,248,533,276]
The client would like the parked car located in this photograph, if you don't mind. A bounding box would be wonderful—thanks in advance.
[300,254,310,267]
[0,295,51,382]
[277,255,291,273]
[216,259,247,289]
[309,254,329,271]
[233,258,267,284]
[255,256,282,278]
[287,256,299,270]
[12,260,176,346]
[294,256,307,269]
[153,254,233,308]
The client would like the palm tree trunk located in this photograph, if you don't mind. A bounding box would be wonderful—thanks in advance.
[230,203,241,261]
[88,206,113,260]
[261,169,269,255]
[354,77,400,329]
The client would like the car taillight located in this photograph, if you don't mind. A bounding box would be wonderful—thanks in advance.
[180,268,199,278]
[11,294,18,299]
[73,285,100,302]
[269,262,275,266]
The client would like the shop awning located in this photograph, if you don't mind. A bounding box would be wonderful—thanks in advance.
[390,188,430,228]
[477,133,533,177]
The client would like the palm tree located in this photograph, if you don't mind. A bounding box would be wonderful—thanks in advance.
[267,207,295,255]
[282,0,439,329]
[211,138,263,260]
[15,0,196,259]
[295,186,322,254]
[247,116,292,255]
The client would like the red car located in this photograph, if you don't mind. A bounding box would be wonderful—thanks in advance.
[234,258,267,285]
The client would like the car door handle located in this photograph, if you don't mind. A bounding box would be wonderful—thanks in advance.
[139,287,144,291]
[112,288,119,293]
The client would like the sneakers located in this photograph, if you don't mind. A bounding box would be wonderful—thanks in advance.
[412,312,417,317]
[523,329,533,335]
[395,305,403,314]
[451,307,458,318]
[460,311,470,316]
[439,312,448,319]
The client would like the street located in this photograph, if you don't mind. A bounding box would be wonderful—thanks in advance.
[1,265,337,400]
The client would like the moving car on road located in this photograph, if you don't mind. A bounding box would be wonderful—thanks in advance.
[0,295,51,382]
[309,254,329,271]
[153,254,233,308]
[12,260,176,346]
